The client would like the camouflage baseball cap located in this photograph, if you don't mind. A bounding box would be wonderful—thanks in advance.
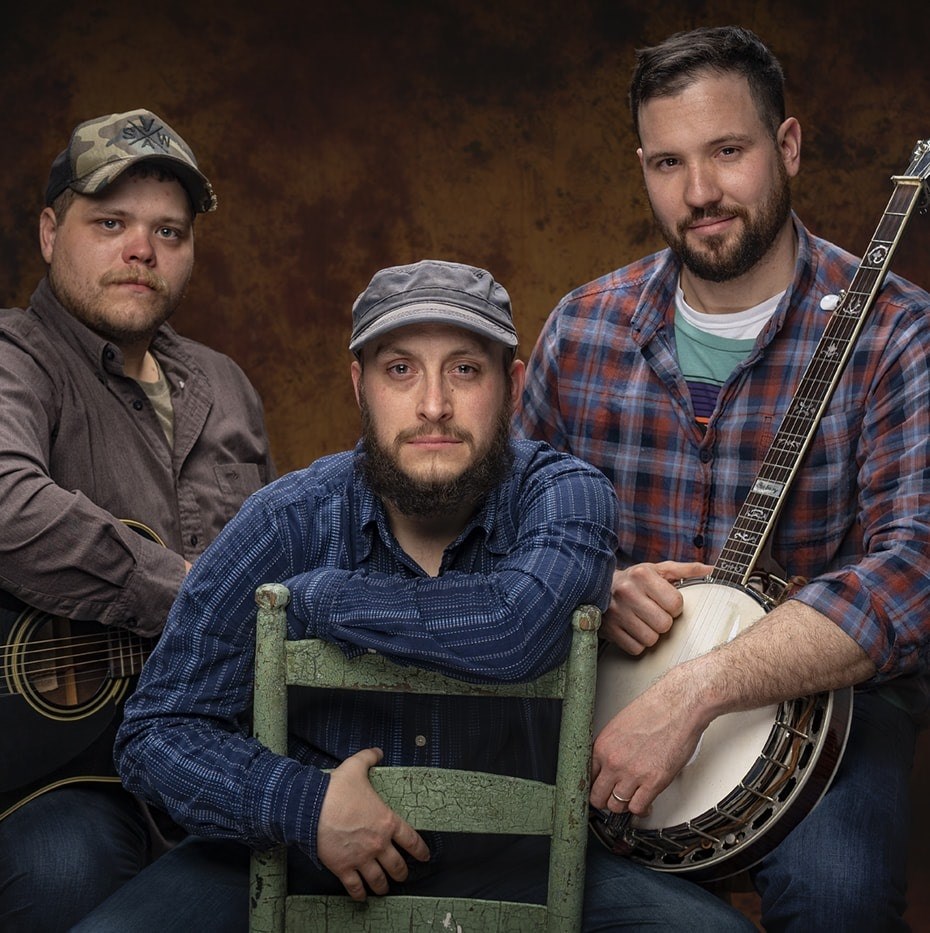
[45,109,217,213]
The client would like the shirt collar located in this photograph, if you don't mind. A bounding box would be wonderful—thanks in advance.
[631,212,812,348]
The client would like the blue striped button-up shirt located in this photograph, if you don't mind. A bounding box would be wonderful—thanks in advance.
[115,439,618,864]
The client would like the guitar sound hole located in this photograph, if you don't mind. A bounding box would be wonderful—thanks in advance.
[22,617,110,712]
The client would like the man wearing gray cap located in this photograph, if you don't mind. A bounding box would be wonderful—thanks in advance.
[71,259,620,930]
[0,109,274,931]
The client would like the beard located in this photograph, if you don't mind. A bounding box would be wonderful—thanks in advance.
[359,390,515,518]
[656,161,792,283]
[49,264,183,346]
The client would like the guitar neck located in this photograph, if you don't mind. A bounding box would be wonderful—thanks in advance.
[713,143,930,587]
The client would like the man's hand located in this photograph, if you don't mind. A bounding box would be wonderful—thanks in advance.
[602,561,712,654]
[317,747,431,901]
[591,598,875,816]
[590,670,707,816]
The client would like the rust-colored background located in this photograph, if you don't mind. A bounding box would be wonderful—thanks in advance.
[2,1,928,927]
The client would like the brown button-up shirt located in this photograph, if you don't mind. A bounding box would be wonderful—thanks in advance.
[0,277,275,636]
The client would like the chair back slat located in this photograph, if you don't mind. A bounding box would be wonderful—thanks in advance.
[286,638,567,698]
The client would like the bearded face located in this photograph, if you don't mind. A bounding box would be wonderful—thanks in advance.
[636,71,799,288]
[653,156,792,283]
[358,381,514,517]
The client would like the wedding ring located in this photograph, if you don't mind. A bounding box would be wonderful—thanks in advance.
[610,790,631,804]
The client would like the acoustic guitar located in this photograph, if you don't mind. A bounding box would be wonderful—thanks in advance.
[0,519,162,821]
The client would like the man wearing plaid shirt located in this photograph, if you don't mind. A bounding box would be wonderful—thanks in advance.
[517,25,930,932]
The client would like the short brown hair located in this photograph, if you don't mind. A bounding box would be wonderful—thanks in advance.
[629,26,786,141]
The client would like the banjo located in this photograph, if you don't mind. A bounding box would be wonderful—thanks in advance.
[590,139,930,881]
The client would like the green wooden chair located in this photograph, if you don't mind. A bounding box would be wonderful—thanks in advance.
[249,583,601,933]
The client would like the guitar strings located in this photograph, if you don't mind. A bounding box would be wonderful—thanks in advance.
[0,632,149,701]
[0,518,164,700]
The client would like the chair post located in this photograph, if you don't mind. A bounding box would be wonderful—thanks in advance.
[546,605,601,932]
[250,584,291,933]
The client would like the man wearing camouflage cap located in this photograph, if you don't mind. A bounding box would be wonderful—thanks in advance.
[0,109,274,931]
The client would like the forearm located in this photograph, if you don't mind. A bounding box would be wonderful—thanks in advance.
[287,564,587,682]
[286,454,618,682]
[118,714,327,854]
[0,473,187,633]
[675,600,875,727]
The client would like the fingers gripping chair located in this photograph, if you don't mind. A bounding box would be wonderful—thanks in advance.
[249,583,601,933]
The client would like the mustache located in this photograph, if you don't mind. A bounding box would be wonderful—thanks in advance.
[394,424,475,445]
[100,268,169,292]
[678,205,747,234]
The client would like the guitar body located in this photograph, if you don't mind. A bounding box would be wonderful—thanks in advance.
[591,579,852,880]
[0,601,134,793]
[0,520,159,815]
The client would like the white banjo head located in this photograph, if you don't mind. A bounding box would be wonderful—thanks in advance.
[592,579,852,878]
[594,581,774,827]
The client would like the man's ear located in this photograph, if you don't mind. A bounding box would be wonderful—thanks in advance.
[509,357,526,406]
[777,117,802,179]
[350,359,363,408]
[39,207,59,264]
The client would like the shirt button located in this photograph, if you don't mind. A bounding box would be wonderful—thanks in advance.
[132,399,144,411]
[414,735,427,748]
[693,534,704,548]
[699,449,712,463]
[190,535,198,547]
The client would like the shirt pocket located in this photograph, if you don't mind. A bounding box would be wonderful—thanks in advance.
[213,462,265,500]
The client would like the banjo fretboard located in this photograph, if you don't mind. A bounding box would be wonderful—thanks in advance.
[714,140,930,587]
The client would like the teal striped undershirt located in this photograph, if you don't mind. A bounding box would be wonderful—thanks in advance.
[673,308,757,426]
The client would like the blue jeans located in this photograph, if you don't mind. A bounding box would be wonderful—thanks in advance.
[72,692,915,931]
[72,835,552,933]
[583,844,755,930]
[71,836,251,932]
[0,784,149,933]
[749,690,915,931]
[71,833,750,932]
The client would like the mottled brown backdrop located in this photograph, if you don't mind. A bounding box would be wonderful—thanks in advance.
[2,0,928,927]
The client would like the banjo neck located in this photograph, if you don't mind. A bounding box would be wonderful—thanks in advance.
[713,139,930,589]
